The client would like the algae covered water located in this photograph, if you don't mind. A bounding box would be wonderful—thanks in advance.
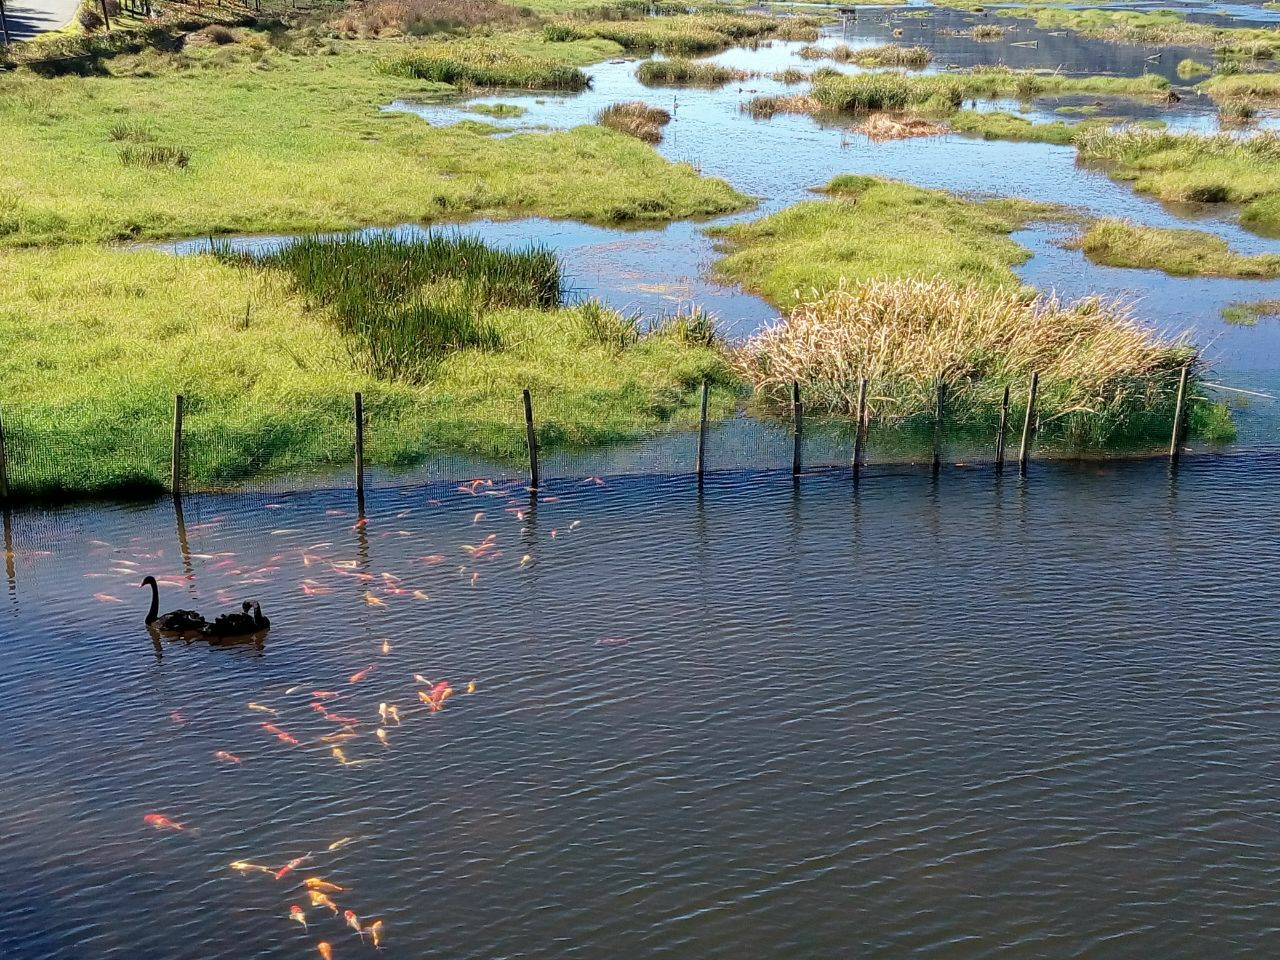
[4,460,1280,958]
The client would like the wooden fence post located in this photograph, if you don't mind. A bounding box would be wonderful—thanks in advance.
[523,388,540,489]
[0,405,9,502]
[1169,364,1189,461]
[99,0,112,30]
[852,376,868,480]
[1018,372,1039,478]
[995,384,1010,471]
[170,394,184,497]
[354,392,365,499]
[0,0,11,47]
[791,381,803,477]
[932,380,946,473]
[695,380,709,481]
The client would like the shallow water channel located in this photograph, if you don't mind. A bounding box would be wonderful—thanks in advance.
[4,460,1280,959]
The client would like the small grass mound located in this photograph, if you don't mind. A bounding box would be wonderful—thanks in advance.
[1080,220,1280,278]
[735,277,1205,446]
[637,58,750,87]
[118,144,191,169]
[545,12,819,55]
[333,0,531,38]
[856,113,945,142]
[1221,299,1280,325]
[381,46,589,90]
[596,101,673,143]
[1177,58,1212,78]
[796,43,931,67]
[466,102,527,118]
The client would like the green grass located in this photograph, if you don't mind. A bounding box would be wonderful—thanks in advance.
[466,102,528,117]
[1079,220,1280,278]
[0,244,738,498]
[949,110,1080,145]
[1199,72,1280,102]
[543,11,816,55]
[636,57,750,87]
[1221,299,1280,325]
[1177,58,1212,79]
[999,7,1280,59]
[708,175,1065,308]
[1074,127,1280,236]
[595,100,673,143]
[380,45,590,89]
[0,32,748,246]
[796,43,932,67]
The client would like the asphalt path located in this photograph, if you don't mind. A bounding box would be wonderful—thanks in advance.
[2,0,81,42]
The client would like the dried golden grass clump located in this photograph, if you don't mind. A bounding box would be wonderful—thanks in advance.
[333,0,527,38]
[596,101,673,143]
[735,278,1194,423]
[855,113,945,142]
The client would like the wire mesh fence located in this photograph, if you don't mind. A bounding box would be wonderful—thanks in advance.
[0,377,1198,503]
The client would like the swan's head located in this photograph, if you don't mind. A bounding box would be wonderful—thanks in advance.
[141,575,157,589]
[241,601,253,614]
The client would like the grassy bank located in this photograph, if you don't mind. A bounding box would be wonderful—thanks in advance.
[734,278,1221,447]
[0,31,748,246]
[1079,221,1280,278]
[0,244,735,498]
[1074,127,1280,236]
[1000,7,1280,59]
[543,11,818,54]
[709,176,1064,307]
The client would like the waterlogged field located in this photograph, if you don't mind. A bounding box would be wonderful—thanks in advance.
[5,463,1280,959]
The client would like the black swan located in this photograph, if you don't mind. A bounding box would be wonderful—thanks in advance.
[141,576,206,633]
[250,601,270,632]
[204,601,260,639]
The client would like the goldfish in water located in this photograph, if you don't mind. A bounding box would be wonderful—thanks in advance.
[331,747,350,764]
[348,664,375,684]
[365,920,384,947]
[470,572,480,588]
[363,592,386,608]
[288,904,308,929]
[344,910,364,939]
[381,639,392,655]
[247,702,278,715]
[466,680,477,695]
[327,836,356,851]
[519,555,532,568]
[304,877,345,893]
[93,593,123,603]
[143,813,186,832]
[311,690,340,700]
[318,944,333,960]
[310,891,339,914]
[320,730,357,744]
[569,520,581,530]
[412,590,431,602]
[275,855,310,880]
[386,705,401,725]
[412,674,432,685]
[214,751,243,764]
[261,723,300,746]
[473,512,485,523]
[376,728,389,747]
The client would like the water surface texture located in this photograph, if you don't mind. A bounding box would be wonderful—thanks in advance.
[3,461,1280,959]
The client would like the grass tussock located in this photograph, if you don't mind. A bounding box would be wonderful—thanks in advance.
[968,24,1006,41]
[1080,220,1280,279]
[1073,126,1280,235]
[800,43,932,67]
[637,57,750,87]
[596,101,672,143]
[1177,58,1212,78]
[118,144,191,169]
[1200,72,1280,103]
[735,277,1203,445]
[855,113,945,142]
[1221,299,1280,325]
[333,0,531,38]
[381,45,590,89]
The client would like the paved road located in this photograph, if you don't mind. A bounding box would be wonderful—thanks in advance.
[2,0,81,42]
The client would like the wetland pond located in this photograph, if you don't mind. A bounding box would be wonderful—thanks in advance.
[13,4,1280,958]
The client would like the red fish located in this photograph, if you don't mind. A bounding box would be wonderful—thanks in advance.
[349,664,375,684]
[311,691,340,700]
[417,554,446,565]
[214,751,243,764]
[274,854,309,880]
[144,813,186,832]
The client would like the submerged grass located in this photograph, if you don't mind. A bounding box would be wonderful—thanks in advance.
[709,175,1064,307]
[1079,220,1280,279]
[0,244,736,498]
[734,277,1216,447]
[1221,299,1280,326]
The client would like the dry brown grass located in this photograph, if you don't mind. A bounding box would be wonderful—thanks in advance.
[734,278,1194,424]
[596,101,673,143]
[332,0,528,38]
[855,113,945,142]
[742,93,821,119]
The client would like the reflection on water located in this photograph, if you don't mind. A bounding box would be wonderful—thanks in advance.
[4,461,1280,958]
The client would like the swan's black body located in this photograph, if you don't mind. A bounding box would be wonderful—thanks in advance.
[204,602,259,639]
[141,576,206,633]
[251,602,270,631]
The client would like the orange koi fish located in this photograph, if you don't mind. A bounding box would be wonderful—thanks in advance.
[143,813,186,832]
[170,710,187,725]
[363,592,386,607]
[344,910,364,939]
[318,943,333,960]
[466,680,477,695]
[93,593,123,603]
[311,691,340,700]
[376,728,389,747]
[261,723,300,746]
[412,590,430,602]
[320,730,358,744]
[327,836,356,851]
[365,920,384,948]
[412,674,432,685]
[352,518,367,530]
[348,664,375,684]
[380,639,392,655]
[310,891,339,914]
[288,905,307,930]
[301,581,332,597]
[325,712,359,725]
[331,747,350,764]
[417,554,445,566]
[214,751,243,764]
[304,877,345,894]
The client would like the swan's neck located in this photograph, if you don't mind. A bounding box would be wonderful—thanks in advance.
[145,581,159,625]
